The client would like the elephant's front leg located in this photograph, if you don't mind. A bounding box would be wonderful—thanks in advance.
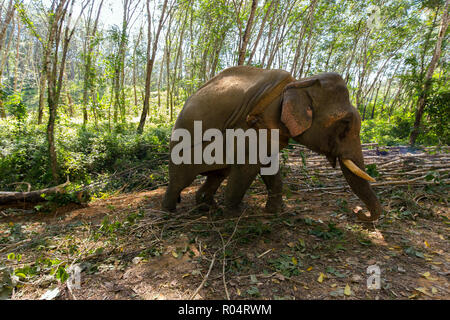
[224,165,260,216]
[261,171,283,213]
[162,163,197,212]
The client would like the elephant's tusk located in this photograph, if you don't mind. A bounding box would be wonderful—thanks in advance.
[342,159,376,183]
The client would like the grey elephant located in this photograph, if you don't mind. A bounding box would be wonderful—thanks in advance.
[162,66,382,222]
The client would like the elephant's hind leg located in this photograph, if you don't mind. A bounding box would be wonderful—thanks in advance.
[196,169,230,210]
[261,171,283,213]
[224,165,260,216]
[162,165,197,212]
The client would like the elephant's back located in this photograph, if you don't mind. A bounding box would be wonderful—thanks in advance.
[175,66,291,133]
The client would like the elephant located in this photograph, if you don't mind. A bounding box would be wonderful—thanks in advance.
[162,66,382,222]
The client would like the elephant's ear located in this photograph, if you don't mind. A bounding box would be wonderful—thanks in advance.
[281,79,319,137]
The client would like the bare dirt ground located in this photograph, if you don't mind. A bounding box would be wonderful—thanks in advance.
[1,145,449,300]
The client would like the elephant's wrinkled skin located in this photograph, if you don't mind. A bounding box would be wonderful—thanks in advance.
[162,66,382,222]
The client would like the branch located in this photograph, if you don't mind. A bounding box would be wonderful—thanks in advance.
[0,180,70,205]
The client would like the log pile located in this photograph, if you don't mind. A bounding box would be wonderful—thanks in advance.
[286,144,449,192]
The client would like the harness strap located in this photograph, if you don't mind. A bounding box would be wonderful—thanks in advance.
[246,75,295,128]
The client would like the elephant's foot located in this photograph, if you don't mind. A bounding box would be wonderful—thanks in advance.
[265,198,283,214]
[261,174,284,214]
[196,192,217,212]
[224,204,248,217]
[162,202,177,213]
[162,194,178,213]
[196,199,217,212]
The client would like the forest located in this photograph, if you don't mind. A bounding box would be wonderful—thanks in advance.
[0,0,449,301]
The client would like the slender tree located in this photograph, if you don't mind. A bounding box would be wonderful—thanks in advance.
[137,0,169,134]
[0,0,17,118]
[237,0,258,66]
[410,0,449,145]
[81,0,104,125]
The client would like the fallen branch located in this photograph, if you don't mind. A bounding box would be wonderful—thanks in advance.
[0,180,71,205]
[0,239,32,254]
[8,182,32,193]
[290,178,448,193]
[189,253,217,300]
[372,178,449,187]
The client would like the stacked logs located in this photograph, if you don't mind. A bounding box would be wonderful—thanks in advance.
[286,144,449,192]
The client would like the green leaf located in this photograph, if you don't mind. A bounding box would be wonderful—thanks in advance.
[246,286,261,298]
[55,267,69,283]
[15,273,27,279]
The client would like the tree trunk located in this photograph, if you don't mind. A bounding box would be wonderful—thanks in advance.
[0,0,16,118]
[410,0,449,145]
[247,0,275,65]
[238,0,258,66]
[371,82,382,119]
[0,180,71,205]
[113,0,131,124]
[343,20,362,83]
[37,70,46,124]
[132,27,143,108]
[137,0,168,134]
[291,0,317,76]
[0,0,15,55]
[13,15,21,92]
[44,0,85,183]
[298,0,318,78]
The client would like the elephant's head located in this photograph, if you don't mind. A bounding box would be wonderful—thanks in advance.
[280,73,382,222]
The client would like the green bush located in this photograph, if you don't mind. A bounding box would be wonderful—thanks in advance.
[0,120,172,190]
[361,117,410,146]
[424,90,449,145]
[360,96,449,146]
[0,123,51,188]
[5,93,27,124]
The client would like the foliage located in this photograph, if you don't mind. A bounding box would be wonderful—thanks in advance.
[424,90,450,145]
[361,115,414,146]
[0,119,171,190]
[309,223,344,240]
[5,93,27,129]
[269,254,302,277]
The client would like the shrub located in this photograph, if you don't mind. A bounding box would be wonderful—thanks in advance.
[361,117,409,146]
[0,119,172,191]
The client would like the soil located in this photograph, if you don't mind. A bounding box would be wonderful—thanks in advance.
[0,146,449,300]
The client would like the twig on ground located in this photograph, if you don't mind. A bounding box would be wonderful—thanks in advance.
[257,249,273,259]
[189,253,217,300]
[211,210,247,301]
[0,239,32,254]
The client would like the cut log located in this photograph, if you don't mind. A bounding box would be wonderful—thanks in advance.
[0,181,70,205]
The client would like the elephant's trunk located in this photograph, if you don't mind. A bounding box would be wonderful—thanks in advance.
[338,154,382,222]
